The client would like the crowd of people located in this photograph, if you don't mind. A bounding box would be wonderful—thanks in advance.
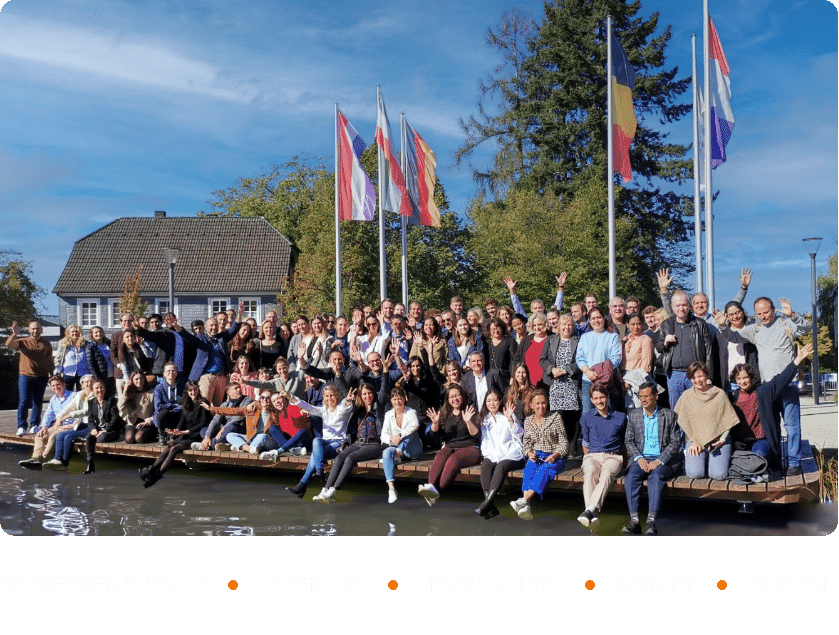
[7,266,814,534]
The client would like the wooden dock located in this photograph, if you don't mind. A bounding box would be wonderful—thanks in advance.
[0,411,820,504]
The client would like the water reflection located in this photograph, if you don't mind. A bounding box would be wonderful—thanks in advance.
[1,443,835,536]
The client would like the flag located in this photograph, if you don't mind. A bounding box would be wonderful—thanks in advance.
[403,120,441,227]
[708,17,734,169]
[337,111,376,221]
[375,89,412,217]
[696,89,706,192]
[609,32,637,183]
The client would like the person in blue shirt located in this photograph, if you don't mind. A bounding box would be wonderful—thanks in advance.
[578,383,627,532]
[621,383,683,536]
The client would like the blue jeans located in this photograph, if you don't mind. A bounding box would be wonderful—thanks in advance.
[666,370,693,409]
[18,375,49,429]
[227,432,276,452]
[625,460,676,514]
[382,432,423,482]
[684,439,732,480]
[54,425,89,462]
[778,384,801,468]
[300,437,343,485]
[268,427,311,452]
[750,439,770,459]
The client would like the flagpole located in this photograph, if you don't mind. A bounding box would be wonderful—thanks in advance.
[703,0,715,309]
[376,85,387,302]
[400,113,409,307]
[334,103,342,315]
[606,16,616,300]
[692,34,703,294]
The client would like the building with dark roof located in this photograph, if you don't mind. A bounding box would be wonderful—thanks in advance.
[52,212,295,333]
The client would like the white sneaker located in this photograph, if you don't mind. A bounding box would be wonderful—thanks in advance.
[259,450,279,461]
[510,498,526,513]
[312,487,328,501]
[517,504,533,521]
[16,427,26,437]
[323,487,336,503]
[388,489,398,504]
[248,445,260,454]
[27,426,38,434]
[190,442,203,451]
[43,459,63,470]
[418,484,439,506]
[290,447,307,456]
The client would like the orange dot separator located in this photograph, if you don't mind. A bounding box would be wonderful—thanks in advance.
[388,580,398,590]
[228,580,239,590]
[585,580,595,590]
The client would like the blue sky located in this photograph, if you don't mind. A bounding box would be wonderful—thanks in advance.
[0,0,836,317]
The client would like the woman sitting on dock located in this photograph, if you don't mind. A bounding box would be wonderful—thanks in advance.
[418,385,481,506]
[140,381,210,488]
[314,384,383,503]
[259,391,310,459]
[42,375,96,470]
[229,355,258,399]
[119,371,155,444]
[380,387,422,504]
[475,389,525,519]
[510,390,567,520]
[284,384,354,498]
[674,361,739,481]
[83,378,125,474]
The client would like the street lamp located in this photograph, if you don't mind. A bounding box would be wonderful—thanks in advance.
[162,248,180,317]
[803,237,821,404]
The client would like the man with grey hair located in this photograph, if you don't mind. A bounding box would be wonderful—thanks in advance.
[656,290,714,408]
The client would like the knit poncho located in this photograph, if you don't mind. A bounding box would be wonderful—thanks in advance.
[674,386,739,448]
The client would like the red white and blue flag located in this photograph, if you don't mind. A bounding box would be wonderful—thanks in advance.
[337,111,376,221]
[708,18,734,169]
[404,120,440,227]
[375,89,412,217]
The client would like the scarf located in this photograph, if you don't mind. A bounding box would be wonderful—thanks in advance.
[674,386,739,448]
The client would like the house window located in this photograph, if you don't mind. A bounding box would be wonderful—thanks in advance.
[80,302,99,328]
[156,298,179,317]
[109,299,122,328]
[239,298,260,322]
[209,298,230,317]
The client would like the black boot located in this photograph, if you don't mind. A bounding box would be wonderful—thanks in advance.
[286,482,307,498]
[318,470,326,487]
[476,489,497,518]
[83,461,95,474]
[139,467,151,482]
[143,466,163,488]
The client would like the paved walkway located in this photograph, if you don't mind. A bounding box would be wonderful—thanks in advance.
[800,395,838,451]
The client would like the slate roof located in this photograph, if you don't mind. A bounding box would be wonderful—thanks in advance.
[53,216,294,295]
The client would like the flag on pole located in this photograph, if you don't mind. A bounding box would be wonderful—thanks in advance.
[403,120,441,227]
[337,111,376,221]
[609,32,637,183]
[708,17,734,169]
[375,89,412,217]
[696,89,707,192]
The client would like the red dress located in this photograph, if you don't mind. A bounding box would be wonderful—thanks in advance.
[525,338,546,387]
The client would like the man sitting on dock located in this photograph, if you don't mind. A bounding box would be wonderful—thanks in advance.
[621,382,682,536]
[19,375,77,470]
[197,382,253,451]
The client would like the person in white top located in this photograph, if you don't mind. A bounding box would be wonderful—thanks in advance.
[285,385,354,498]
[354,314,391,365]
[380,387,422,503]
[475,389,525,519]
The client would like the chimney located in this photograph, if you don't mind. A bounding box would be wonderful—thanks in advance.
[154,210,166,218]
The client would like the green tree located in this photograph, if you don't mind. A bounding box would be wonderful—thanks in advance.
[1,250,45,326]
[206,154,478,316]
[461,0,695,295]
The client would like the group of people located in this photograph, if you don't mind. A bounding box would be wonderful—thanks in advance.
[7,266,814,533]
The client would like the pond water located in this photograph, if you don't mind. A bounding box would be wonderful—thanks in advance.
[1,443,835,536]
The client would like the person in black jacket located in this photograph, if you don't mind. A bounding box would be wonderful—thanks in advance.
[83,378,125,474]
[656,290,714,408]
[139,381,211,488]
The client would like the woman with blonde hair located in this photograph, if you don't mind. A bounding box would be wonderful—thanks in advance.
[120,371,155,443]
[54,324,88,391]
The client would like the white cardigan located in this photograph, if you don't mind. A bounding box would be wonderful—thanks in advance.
[381,407,420,446]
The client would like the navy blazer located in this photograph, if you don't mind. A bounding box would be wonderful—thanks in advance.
[460,368,504,411]
[177,322,239,382]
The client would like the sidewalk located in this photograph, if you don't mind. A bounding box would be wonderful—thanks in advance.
[800,395,838,451]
